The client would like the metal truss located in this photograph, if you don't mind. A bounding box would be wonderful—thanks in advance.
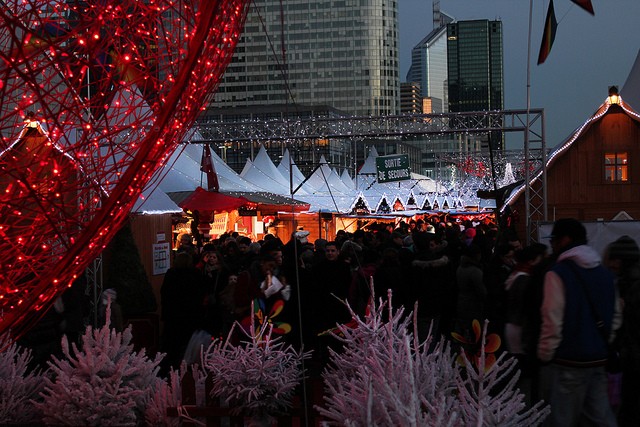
[194,109,547,241]
[195,109,543,142]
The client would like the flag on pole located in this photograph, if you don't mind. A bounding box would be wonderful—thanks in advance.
[200,144,219,192]
[571,0,594,15]
[537,0,558,65]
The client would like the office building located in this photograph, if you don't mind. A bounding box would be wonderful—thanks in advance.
[405,1,453,113]
[447,19,504,149]
[211,0,400,117]
[400,82,423,114]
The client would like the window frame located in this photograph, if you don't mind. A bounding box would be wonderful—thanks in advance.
[604,151,629,183]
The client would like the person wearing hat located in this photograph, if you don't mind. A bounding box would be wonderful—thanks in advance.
[538,218,620,427]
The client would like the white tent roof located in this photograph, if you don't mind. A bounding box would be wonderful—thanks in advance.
[353,147,449,213]
[154,143,262,193]
[305,155,351,196]
[132,186,183,214]
[623,49,640,111]
[240,145,303,195]
[340,169,355,190]
[277,149,317,193]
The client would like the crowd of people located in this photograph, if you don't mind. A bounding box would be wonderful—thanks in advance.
[161,217,640,426]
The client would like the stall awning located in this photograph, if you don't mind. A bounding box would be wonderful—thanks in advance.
[169,187,248,213]
[225,191,310,214]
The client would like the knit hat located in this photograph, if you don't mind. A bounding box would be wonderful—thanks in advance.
[607,235,640,265]
[295,230,310,244]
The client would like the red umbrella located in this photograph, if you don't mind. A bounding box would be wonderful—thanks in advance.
[178,187,248,212]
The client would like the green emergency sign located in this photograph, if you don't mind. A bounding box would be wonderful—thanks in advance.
[375,154,410,183]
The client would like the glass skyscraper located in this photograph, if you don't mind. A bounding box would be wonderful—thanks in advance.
[211,0,400,117]
[447,20,504,113]
[447,19,504,149]
[406,5,453,113]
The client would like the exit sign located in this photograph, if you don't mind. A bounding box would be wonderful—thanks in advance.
[375,154,410,183]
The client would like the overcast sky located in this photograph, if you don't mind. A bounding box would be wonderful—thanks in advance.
[399,0,640,149]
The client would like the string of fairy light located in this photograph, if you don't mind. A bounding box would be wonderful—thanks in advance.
[0,0,250,338]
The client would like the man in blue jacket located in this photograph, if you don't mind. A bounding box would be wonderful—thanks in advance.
[538,218,620,426]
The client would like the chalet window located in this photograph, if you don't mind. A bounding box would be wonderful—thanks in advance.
[604,152,628,182]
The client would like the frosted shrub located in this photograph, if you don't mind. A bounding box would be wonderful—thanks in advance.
[0,332,45,424]
[35,317,163,426]
[318,289,549,426]
[202,318,310,421]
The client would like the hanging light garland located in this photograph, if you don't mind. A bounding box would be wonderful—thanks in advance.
[0,0,250,338]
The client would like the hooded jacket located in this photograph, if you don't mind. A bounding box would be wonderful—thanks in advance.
[538,244,621,364]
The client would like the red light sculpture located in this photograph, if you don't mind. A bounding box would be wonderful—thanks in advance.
[0,0,249,337]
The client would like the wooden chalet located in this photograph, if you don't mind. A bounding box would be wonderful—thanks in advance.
[504,88,640,240]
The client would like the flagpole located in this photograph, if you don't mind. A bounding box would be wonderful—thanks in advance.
[200,145,205,189]
[524,0,534,244]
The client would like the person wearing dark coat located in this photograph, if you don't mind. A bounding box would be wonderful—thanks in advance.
[160,252,205,373]
[311,241,353,334]
[603,235,640,426]
[455,244,486,339]
[196,245,232,340]
[411,232,453,341]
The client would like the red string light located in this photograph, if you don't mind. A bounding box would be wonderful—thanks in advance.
[0,0,249,338]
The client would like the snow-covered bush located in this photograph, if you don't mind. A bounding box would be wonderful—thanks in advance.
[0,332,45,424]
[35,317,164,426]
[144,362,189,427]
[202,317,310,421]
[318,290,549,426]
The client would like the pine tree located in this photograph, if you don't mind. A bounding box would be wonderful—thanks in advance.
[144,363,187,427]
[202,318,310,421]
[35,311,164,426]
[317,289,550,426]
[0,332,45,424]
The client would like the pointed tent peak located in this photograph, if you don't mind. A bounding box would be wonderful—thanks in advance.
[240,158,253,177]
[279,148,292,166]
[327,168,353,194]
[318,154,329,164]
[341,169,355,189]
[277,149,309,190]
[358,146,380,175]
[256,143,269,157]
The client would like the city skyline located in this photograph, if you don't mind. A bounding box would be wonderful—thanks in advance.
[399,0,640,149]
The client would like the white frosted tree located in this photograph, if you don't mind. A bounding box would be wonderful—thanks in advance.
[144,363,188,427]
[202,318,310,423]
[35,313,164,426]
[318,290,550,426]
[0,332,45,424]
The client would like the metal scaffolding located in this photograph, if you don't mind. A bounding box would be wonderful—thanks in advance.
[194,109,547,241]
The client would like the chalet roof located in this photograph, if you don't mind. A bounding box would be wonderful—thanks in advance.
[502,96,640,212]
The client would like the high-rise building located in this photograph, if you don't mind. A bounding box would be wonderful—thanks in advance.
[447,19,504,113]
[211,0,400,117]
[447,19,504,149]
[405,1,453,113]
[400,82,422,114]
